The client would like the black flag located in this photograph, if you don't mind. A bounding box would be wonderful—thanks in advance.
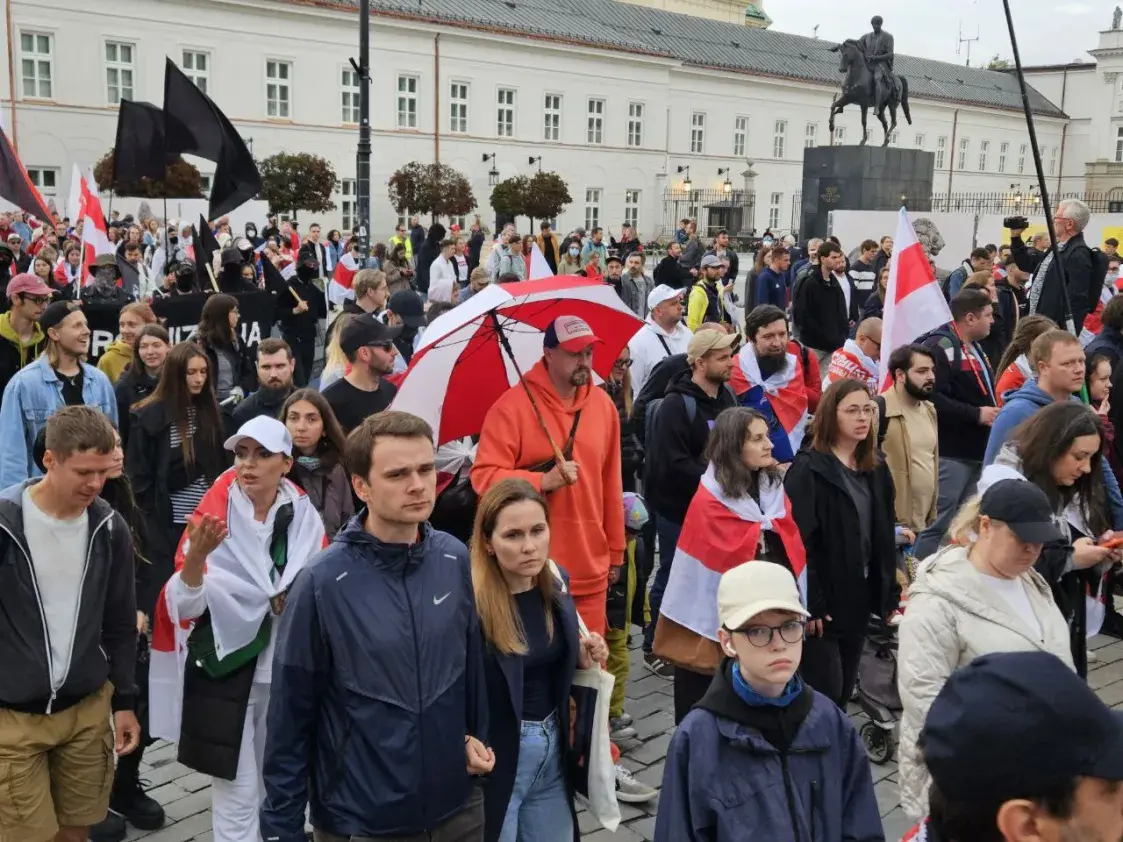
[163,58,261,219]
[0,128,53,222]
[111,100,166,186]
[192,219,220,291]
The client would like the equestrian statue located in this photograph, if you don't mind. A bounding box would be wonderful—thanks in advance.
[828,16,912,147]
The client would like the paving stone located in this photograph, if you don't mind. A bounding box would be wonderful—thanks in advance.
[627,675,672,700]
[132,810,212,841]
[140,761,195,788]
[617,801,646,822]
[578,808,604,833]
[162,789,214,821]
[632,711,675,740]
[584,824,644,842]
[628,815,657,840]
[634,760,665,789]
[882,807,913,842]
[1089,658,1123,689]
[625,733,672,765]
[874,778,900,818]
[869,758,898,783]
[146,782,191,807]
[175,772,213,793]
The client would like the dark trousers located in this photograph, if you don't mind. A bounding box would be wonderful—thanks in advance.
[313,786,484,842]
[284,330,316,387]
[673,666,713,725]
[632,521,655,629]
[643,515,683,652]
[800,630,865,710]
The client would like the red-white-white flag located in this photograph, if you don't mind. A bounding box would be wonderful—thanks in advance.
[879,207,953,391]
[68,164,112,284]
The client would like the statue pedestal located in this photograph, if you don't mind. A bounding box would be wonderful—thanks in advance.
[799,145,935,238]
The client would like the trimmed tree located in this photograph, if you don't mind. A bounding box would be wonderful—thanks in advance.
[523,171,572,229]
[489,175,529,230]
[257,152,338,219]
[93,150,205,198]
[389,161,476,222]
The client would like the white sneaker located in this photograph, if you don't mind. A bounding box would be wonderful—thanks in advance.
[614,765,657,803]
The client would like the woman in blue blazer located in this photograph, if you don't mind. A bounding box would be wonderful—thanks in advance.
[470,479,608,842]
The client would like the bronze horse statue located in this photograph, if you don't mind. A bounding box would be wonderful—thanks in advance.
[828,39,911,147]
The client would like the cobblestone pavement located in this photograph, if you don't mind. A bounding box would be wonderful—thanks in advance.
[116,633,1123,842]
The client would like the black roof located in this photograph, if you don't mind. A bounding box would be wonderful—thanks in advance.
[320,0,1066,117]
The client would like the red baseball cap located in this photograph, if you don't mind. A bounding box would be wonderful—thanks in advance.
[7,272,52,300]
[543,315,601,352]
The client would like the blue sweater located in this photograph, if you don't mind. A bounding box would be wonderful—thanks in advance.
[755,267,787,308]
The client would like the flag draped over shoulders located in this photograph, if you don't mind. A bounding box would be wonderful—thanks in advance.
[729,344,809,463]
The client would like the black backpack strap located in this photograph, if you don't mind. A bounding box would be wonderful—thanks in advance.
[562,411,583,459]
[655,332,672,356]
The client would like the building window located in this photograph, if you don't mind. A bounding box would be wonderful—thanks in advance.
[773,120,787,158]
[768,192,782,230]
[496,88,516,138]
[449,82,468,134]
[834,126,846,144]
[935,136,946,169]
[1117,129,1123,163]
[978,140,989,172]
[396,74,418,129]
[587,98,604,144]
[624,189,640,229]
[199,173,213,193]
[805,122,818,148]
[957,137,970,170]
[998,142,1008,173]
[341,68,360,123]
[20,32,53,99]
[914,134,925,149]
[1049,146,1058,176]
[733,116,748,157]
[543,94,561,141]
[889,131,899,147]
[26,167,58,197]
[105,41,134,105]
[340,179,356,231]
[182,50,209,94]
[627,102,644,148]
[584,188,601,231]
[690,112,706,154]
[266,60,292,118]
[1018,143,1027,174]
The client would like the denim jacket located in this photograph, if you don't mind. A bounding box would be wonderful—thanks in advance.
[0,355,118,488]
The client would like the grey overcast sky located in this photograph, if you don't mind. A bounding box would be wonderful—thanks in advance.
[767,0,1106,67]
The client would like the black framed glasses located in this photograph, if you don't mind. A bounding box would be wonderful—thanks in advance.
[613,358,633,369]
[735,619,806,648]
[24,295,50,305]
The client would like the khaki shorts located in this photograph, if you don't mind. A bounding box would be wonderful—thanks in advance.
[0,683,114,842]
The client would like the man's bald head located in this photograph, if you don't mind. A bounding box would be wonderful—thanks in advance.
[856,317,883,361]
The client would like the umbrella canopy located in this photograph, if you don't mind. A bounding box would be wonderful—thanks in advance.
[392,275,643,445]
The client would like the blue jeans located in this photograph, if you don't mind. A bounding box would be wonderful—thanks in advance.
[914,456,981,560]
[643,515,683,652]
[499,714,573,842]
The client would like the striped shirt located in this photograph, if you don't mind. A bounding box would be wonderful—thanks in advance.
[168,407,209,524]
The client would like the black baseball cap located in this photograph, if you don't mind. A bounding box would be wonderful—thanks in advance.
[39,301,81,334]
[339,313,402,356]
[605,254,622,266]
[922,651,1123,803]
[388,290,425,328]
[978,479,1065,544]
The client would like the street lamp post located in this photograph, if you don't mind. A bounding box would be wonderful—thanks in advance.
[350,0,371,261]
[483,152,499,186]
[718,167,732,194]
[528,156,542,172]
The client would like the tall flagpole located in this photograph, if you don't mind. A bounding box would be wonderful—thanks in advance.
[353,0,371,265]
[1001,0,1075,335]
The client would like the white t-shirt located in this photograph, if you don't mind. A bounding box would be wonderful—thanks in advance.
[980,573,1043,640]
[23,487,90,688]
[428,256,457,303]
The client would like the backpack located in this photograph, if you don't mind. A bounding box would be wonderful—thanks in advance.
[790,262,816,330]
[644,394,697,455]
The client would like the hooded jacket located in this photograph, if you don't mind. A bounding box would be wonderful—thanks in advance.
[645,367,738,523]
[96,339,133,385]
[791,267,850,353]
[921,324,996,462]
[260,520,487,841]
[0,479,136,714]
[983,380,1056,465]
[0,311,45,396]
[471,359,626,596]
[1087,324,1123,367]
[897,544,1073,820]
[655,660,882,842]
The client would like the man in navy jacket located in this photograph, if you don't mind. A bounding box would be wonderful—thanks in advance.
[261,410,492,842]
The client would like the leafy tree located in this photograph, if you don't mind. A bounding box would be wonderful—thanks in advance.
[489,175,529,218]
[985,54,1012,70]
[93,150,204,198]
[389,161,476,221]
[257,152,338,218]
[523,172,572,227]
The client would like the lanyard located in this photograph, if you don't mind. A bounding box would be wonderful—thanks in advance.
[949,322,992,399]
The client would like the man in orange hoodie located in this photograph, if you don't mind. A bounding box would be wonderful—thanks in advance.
[472,315,626,637]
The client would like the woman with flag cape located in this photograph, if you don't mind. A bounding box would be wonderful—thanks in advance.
[654,407,807,723]
[148,416,327,842]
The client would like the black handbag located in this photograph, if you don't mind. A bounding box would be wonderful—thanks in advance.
[526,411,583,473]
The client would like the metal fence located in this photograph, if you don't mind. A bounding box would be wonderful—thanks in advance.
[660,188,755,239]
[930,191,1123,214]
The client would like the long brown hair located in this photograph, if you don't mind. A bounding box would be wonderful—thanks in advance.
[280,388,347,469]
[810,378,878,471]
[704,407,781,498]
[470,479,556,655]
[196,293,238,350]
[135,342,221,468]
[995,314,1056,377]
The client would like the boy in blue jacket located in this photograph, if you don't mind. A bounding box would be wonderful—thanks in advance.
[655,562,883,842]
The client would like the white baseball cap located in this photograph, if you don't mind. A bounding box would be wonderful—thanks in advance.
[224,415,293,457]
[647,284,684,311]
[718,561,809,631]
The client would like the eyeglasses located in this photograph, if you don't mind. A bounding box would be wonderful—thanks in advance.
[613,358,633,369]
[368,341,395,351]
[841,405,877,418]
[24,295,50,305]
[735,619,807,647]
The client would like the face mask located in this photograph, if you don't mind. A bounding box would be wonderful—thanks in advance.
[94,266,118,292]
[762,238,773,248]
[569,247,579,257]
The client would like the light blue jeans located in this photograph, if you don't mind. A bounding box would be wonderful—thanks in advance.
[498,713,573,842]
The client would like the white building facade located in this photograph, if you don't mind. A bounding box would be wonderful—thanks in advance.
[0,0,1075,240]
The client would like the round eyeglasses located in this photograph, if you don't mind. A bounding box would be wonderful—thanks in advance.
[735,619,807,648]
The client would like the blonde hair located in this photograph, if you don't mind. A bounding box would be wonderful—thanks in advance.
[321,313,355,385]
[947,495,982,545]
[470,479,556,655]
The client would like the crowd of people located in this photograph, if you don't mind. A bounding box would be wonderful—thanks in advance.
[3,195,1123,842]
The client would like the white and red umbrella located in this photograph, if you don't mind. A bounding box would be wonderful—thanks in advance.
[391,275,643,445]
